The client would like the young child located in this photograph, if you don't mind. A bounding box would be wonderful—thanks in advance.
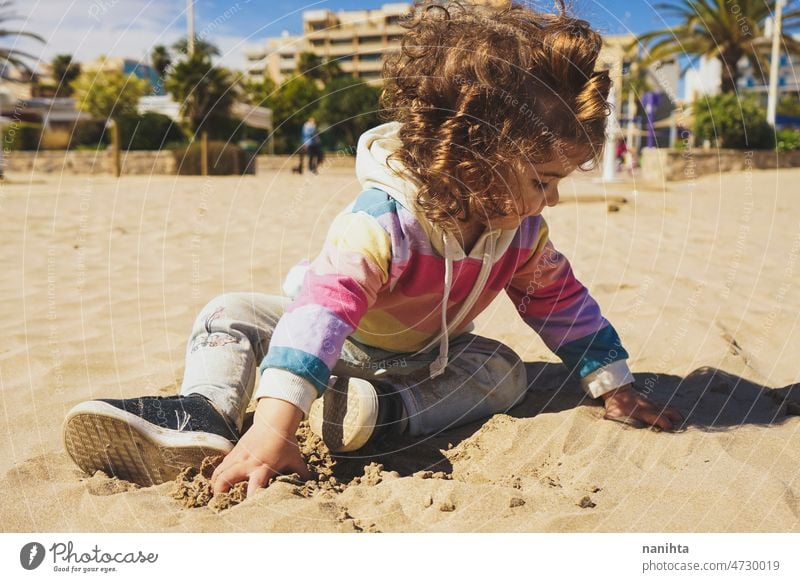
[63,1,682,495]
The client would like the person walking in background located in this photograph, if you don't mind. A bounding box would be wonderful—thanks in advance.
[293,117,322,174]
[615,139,628,171]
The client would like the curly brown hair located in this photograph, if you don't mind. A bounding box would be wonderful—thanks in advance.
[380,0,612,231]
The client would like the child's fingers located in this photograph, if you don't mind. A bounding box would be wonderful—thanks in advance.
[212,464,246,494]
[635,397,681,429]
[633,406,674,431]
[645,399,684,425]
[210,463,224,484]
[661,405,684,423]
[287,455,312,480]
[246,467,272,498]
[210,458,232,487]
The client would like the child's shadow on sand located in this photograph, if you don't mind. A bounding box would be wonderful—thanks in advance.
[336,363,800,479]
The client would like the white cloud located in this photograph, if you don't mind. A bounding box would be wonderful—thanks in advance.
[7,0,250,72]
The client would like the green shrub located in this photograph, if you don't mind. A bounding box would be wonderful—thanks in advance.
[777,94,800,118]
[315,75,381,151]
[693,93,775,149]
[776,129,800,152]
[202,115,247,143]
[3,121,43,151]
[115,113,186,150]
[172,140,246,175]
[69,120,108,150]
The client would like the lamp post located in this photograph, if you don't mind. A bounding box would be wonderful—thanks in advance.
[187,0,195,56]
[767,0,785,127]
[601,50,624,183]
[602,86,618,182]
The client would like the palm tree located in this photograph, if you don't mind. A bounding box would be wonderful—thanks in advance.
[150,45,172,80]
[165,51,237,174]
[171,36,220,60]
[239,74,277,107]
[0,0,45,81]
[634,0,800,93]
[319,58,343,84]
[296,52,323,78]
[51,54,81,97]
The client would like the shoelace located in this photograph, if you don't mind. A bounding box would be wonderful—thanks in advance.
[175,410,192,431]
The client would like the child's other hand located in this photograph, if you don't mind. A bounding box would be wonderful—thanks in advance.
[601,384,683,431]
[210,397,311,498]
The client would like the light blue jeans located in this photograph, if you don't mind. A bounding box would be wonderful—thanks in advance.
[179,293,528,437]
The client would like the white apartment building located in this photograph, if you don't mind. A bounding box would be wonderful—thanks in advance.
[244,3,410,84]
[683,31,800,103]
[245,3,639,89]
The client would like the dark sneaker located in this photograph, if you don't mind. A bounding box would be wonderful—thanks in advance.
[63,394,239,486]
[308,377,406,453]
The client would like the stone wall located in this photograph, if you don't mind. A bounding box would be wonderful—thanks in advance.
[640,148,800,183]
[254,153,355,172]
[4,150,177,175]
[3,150,357,176]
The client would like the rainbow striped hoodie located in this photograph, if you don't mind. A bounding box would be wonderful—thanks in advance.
[255,122,634,414]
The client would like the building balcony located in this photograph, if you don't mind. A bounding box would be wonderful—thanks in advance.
[356,59,384,72]
[357,41,387,52]
[243,48,267,60]
[327,44,358,57]
[246,56,268,67]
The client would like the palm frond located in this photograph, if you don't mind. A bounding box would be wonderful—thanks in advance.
[0,47,44,61]
[0,28,45,43]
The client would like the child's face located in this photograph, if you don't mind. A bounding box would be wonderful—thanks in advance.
[483,147,588,229]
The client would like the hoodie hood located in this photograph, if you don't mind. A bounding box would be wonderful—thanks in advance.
[354,121,521,378]
[355,121,521,260]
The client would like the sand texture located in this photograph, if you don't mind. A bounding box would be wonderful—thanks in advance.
[1,165,799,532]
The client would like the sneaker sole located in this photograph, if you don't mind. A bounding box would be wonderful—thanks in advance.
[308,377,379,453]
[63,401,234,486]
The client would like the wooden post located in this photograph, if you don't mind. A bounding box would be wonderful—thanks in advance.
[201,129,209,176]
[111,119,121,177]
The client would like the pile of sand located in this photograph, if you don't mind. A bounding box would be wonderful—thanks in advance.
[169,421,456,515]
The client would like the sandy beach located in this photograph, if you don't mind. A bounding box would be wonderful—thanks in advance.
[1,163,799,532]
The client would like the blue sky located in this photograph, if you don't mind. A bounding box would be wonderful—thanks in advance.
[9,1,679,73]
[199,1,675,38]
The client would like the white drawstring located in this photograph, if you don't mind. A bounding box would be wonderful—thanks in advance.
[429,233,454,378]
[428,230,498,379]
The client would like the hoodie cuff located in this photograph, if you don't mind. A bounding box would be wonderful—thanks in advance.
[254,368,320,417]
[580,359,635,399]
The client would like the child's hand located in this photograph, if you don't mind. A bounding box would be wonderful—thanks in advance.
[210,397,311,498]
[601,384,683,431]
